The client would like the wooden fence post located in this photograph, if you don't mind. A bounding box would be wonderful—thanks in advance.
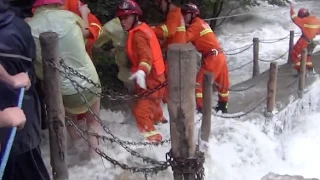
[287,30,295,64]
[265,62,278,117]
[298,48,307,98]
[40,32,69,180]
[252,37,260,77]
[167,43,199,180]
[200,72,212,147]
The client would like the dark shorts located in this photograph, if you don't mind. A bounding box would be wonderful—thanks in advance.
[3,146,50,180]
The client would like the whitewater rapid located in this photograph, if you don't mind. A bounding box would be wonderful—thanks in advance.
[40,1,320,180]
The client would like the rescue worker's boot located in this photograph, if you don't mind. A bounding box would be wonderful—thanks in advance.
[306,66,316,76]
[215,101,228,113]
[143,131,162,142]
[154,116,168,125]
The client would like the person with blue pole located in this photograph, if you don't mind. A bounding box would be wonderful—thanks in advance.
[0,0,50,179]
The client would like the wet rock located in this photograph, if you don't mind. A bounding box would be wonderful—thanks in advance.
[261,172,319,180]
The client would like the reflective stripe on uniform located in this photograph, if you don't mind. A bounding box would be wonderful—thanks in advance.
[303,24,320,29]
[177,26,186,32]
[90,22,103,37]
[196,93,202,98]
[291,14,297,19]
[142,131,159,138]
[161,25,169,38]
[293,62,313,66]
[200,28,213,36]
[218,91,229,98]
[139,61,152,74]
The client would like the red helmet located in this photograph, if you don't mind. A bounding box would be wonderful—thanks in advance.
[116,0,142,17]
[298,8,310,18]
[181,3,200,15]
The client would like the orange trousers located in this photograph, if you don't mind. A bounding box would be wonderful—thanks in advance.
[196,54,229,109]
[133,84,165,133]
[291,36,313,70]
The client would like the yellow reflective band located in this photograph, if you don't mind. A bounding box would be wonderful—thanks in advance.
[218,91,229,97]
[161,25,168,38]
[139,62,152,74]
[303,24,320,29]
[90,23,103,37]
[196,93,203,98]
[177,26,186,32]
[200,28,213,36]
[306,62,313,65]
[142,131,159,138]
[293,62,300,66]
[291,14,297,19]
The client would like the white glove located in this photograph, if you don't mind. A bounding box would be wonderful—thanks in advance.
[129,70,147,90]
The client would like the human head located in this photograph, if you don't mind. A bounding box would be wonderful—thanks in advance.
[156,0,173,14]
[116,0,142,31]
[298,8,310,18]
[181,3,199,25]
[33,0,63,8]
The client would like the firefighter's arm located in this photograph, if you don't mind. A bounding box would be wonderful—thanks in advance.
[87,14,103,41]
[133,31,152,75]
[290,6,304,28]
[186,22,200,43]
[151,11,180,40]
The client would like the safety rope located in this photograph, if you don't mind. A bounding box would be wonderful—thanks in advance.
[0,87,25,179]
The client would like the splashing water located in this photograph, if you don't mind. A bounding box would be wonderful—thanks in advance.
[40,1,320,179]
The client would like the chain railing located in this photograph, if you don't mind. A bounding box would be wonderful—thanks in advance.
[42,30,313,179]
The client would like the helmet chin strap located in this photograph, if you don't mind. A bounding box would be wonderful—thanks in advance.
[129,15,139,30]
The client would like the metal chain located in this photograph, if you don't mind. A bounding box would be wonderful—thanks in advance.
[165,149,205,180]
[66,118,170,173]
[56,65,170,166]
[53,60,168,101]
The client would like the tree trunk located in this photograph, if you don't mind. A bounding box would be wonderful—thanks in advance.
[209,1,224,31]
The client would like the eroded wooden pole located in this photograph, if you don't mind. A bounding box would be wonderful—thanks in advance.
[265,62,278,117]
[167,43,198,180]
[200,72,212,146]
[40,32,69,180]
[287,30,295,64]
[252,37,260,77]
[298,48,307,98]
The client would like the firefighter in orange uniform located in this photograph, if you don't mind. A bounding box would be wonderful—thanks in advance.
[116,0,167,142]
[181,3,229,113]
[152,0,186,104]
[64,0,103,59]
[290,4,320,73]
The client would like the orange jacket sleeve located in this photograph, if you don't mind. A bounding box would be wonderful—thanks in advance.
[152,9,181,40]
[132,31,152,75]
[186,21,201,43]
[290,7,304,29]
[87,14,103,41]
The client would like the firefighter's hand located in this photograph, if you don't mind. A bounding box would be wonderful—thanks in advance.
[1,107,26,129]
[78,2,91,15]
[129,70,146,90]
[10,72,31,90]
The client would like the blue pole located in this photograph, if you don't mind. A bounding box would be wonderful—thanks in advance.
[0,87,25,180]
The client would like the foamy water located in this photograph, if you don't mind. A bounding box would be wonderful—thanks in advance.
[40,1,320,179]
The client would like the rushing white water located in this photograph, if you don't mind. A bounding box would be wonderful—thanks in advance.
[40,1,320,179]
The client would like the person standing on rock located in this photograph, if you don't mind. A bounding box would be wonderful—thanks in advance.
[181,3,229,114]
[290,3,320,74]
[116,0,167,142]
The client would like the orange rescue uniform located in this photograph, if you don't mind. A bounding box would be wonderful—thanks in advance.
[126,22,166,141]
[64,0,103,59]
[186,17,229,109]
[152,7,186,103]
[290,8,320,71]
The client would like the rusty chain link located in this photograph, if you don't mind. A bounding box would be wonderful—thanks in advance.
[59,58,168,101]
[66,118,170,173]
